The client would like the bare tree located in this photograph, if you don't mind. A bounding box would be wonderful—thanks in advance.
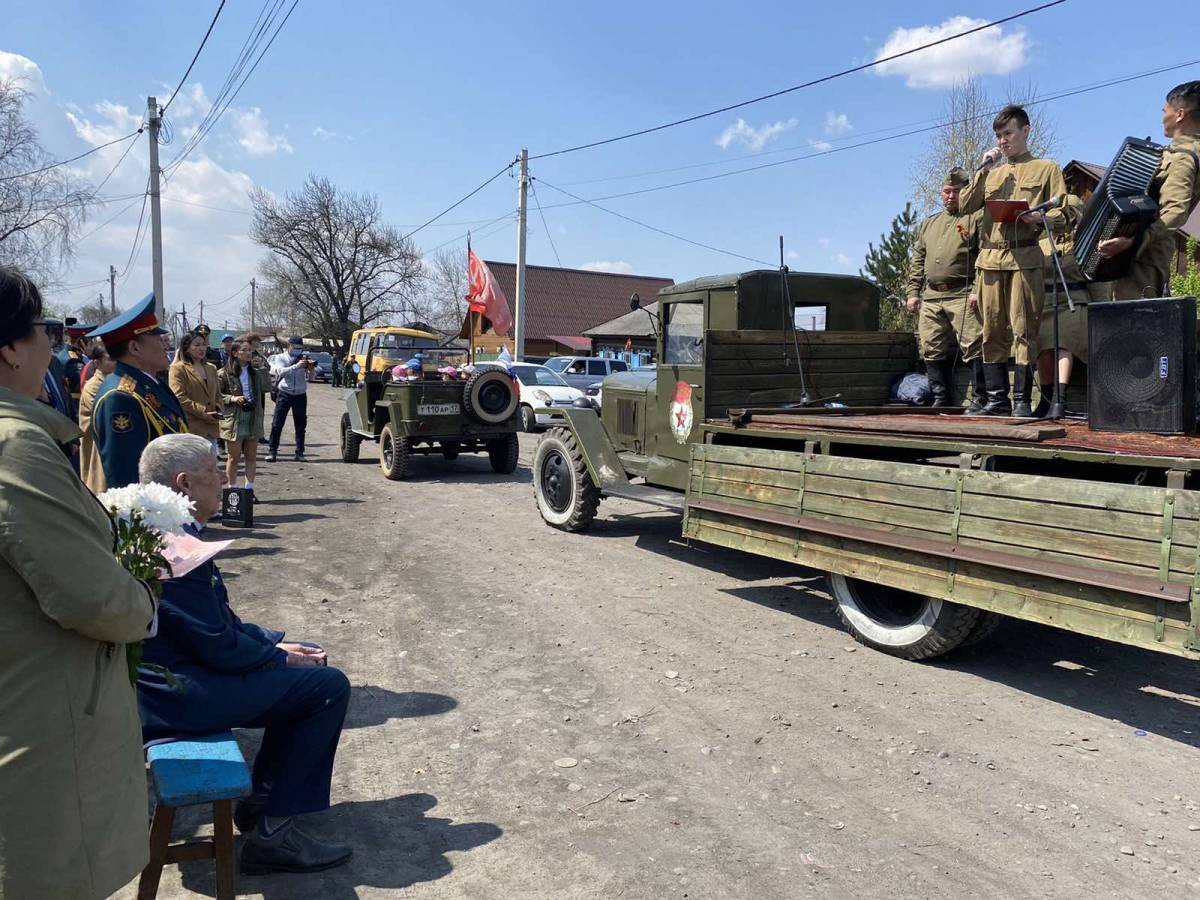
[0,78,92,284]
[249,175,423,352]
[420,247,470,337]
[238,280,297,340]
[910,77,1058,215]
[74,294,116,327]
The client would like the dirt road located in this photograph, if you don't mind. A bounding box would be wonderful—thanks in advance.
[120,386,1200,900]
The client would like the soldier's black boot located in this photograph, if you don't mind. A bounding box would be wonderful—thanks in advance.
[1032,384,1053,419]
[925,359,951,407]
[980,363,1012,416]
[1011,364,1033,418]
[965,359,987,414]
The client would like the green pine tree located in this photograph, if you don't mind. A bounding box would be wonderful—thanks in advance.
[1170,236,1200,298]
[861,202,920,332]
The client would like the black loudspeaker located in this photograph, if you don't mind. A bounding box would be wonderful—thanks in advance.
[221,486,254,527]
[1087,296,1196,434]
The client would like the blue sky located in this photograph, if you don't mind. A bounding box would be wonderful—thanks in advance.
[5,0,1198,325]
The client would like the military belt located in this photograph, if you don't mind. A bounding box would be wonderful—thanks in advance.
[981,240,1013,250]
[926,280,968,292]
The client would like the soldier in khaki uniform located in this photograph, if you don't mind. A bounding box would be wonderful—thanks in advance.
[905,167,984,409]
[1097,81,1200,299]
[959,104,1068,417]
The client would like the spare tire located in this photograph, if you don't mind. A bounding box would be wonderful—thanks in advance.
[463,368,519,425]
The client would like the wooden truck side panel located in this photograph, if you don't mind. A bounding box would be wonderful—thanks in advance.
[684,443,1200,659]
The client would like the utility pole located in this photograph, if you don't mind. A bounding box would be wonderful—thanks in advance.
[199,299,204,326]
[108,265,117,316]
[513,148,528,361]
[147,97,165,323]
[250,278,256,332]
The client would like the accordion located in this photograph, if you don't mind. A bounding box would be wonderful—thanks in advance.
[1074,137,1164,282]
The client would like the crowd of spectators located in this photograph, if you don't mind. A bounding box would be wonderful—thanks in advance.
[0,267,352,896]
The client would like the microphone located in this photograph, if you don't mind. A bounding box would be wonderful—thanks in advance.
[1028,195,1064,215]
[976,148,1003,172]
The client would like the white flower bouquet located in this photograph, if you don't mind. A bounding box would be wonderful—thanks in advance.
[97,482,195,685]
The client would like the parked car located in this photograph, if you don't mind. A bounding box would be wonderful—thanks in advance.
[544,356,629,391]
[308,351,334,383]
[510,363,584,431]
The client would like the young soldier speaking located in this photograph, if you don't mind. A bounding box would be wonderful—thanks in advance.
[958,104,1068,417]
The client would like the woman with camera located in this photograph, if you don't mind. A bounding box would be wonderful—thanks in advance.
[219,339,269,494]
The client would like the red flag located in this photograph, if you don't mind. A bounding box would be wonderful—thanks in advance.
[466,249,513,337]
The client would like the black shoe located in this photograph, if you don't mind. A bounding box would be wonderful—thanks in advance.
[258,437,268,445]
[965,359,987,414]
[240,820,353,876]
[234,797,265,834]
[980,363,1013,416]
[1011,364,1033,418]
[924,359,951,408]
[266,450,277,463]
[1032,394,1052,418]
[294,451,305,461]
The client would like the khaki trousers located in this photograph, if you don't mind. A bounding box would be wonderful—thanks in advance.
[918,295,982,361]
[979,268,1045,365]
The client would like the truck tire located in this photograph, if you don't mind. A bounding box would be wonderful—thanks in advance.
[487,432,519,474]
[464,369,519,425]
[828,574,980,660]
[441,441,461,461]
[962,611,1003,647]
[340,413,362,463]
[520,404,537,433]
[533,427,599,532]
[379,423,410,480]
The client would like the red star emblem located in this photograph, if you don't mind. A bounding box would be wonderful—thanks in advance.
[675,406,688,427]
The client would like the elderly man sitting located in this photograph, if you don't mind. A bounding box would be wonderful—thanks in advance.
[136,433,352,876]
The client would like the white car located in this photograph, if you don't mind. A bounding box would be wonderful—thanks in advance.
[510,363,584,431]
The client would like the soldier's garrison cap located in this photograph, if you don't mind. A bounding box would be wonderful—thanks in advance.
[944,167,969,187]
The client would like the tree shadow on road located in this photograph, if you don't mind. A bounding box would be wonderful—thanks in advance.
[730,578,1200,750]
[177,793,502,899]
[345,687,457,728]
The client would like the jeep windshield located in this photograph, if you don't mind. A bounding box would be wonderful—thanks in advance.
[511,364,569,387]
[375,334,439,356]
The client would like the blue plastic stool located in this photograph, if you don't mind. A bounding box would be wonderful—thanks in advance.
[138,732,252,900]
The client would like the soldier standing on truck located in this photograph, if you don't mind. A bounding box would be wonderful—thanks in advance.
[905,167,984,410]
[958,104,1067,418]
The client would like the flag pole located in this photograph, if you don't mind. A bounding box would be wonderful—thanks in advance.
[467,233,474,363]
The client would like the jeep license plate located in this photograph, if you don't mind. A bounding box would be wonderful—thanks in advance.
[418,403,460,416]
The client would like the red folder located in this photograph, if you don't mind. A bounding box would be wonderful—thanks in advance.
[985,199,1030,224]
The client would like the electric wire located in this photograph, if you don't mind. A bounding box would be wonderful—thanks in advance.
[401,159,518,241]
[0,130,141,182]
[161,0,227,114]
[423,210,516,255]
[528,181,593,327]
[533,177,773,267]
[529,0,1068,160]
[72,194,147,246]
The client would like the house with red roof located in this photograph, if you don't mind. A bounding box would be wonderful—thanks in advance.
[460,261,673,359]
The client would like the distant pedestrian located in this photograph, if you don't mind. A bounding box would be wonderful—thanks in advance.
[78,345,116,494]
[169,332,221,451]
[219,332,234,367]
[267,336,312,462]
[219,339,269,493]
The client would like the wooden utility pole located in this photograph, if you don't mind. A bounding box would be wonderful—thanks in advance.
[250,278,256,332]
[108,265,116,315]
[513,148,528,361]
[147,97,165,322]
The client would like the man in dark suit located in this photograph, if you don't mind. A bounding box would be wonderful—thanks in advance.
[136,433,352,876]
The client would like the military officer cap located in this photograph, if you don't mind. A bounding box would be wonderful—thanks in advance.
[194,322,211,337]
[86,292,167,349]
[64,317,94,338]
[944,167,969,188]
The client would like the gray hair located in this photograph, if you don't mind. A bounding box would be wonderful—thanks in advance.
[139,433,217,488]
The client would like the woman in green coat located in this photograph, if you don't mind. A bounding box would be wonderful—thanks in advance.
[218,339,269,491]
[0,268,158,899]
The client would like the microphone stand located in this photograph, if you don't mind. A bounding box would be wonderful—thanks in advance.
[1038,208,1075,421]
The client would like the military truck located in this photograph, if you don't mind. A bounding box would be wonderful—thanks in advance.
[532,269,1200,665]
[341,355,521,480]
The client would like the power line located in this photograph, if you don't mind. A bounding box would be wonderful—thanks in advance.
[401,159,518,241]
[117,183,152,280]
[73,194,147,246]
[88,123,145,197]
[0,129,141,182]
[423,210,516,255]
[161,0,227,114]
[533,177,773,267]
[529,0,1068,160]
[206,280,251,309]
[528,181,593,327]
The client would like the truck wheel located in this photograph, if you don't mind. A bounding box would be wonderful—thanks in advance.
[464,369,519,425]
[962,611,1003,647]
[520,404,537,433]
[340,413,362,463]
[487,432,519,474]
[533,428,599,532]
[441,441,461,461]
[379,423,410,480]
[828,574,980,660]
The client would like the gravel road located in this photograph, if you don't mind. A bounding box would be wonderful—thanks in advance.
[119,385,1200,900]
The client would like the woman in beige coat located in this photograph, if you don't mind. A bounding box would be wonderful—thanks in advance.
[218,339,269,491]
[168,332,221,446]
[77,344,115,494]
[0,268,158,899]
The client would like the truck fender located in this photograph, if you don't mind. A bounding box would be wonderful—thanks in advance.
[552,407,629,489]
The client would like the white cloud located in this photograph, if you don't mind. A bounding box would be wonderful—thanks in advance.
[824,111,851,136]
[580,260,635,275]
[834,253,853,267]
[0,50,48,94]
[312,125,352,143]
[716,117,799,151]
[233,107,293,156]
[873,16,1029,89]
[807,139,833,152]
[817,238,831,249]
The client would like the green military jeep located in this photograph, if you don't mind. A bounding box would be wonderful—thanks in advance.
[340,355,522,480]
